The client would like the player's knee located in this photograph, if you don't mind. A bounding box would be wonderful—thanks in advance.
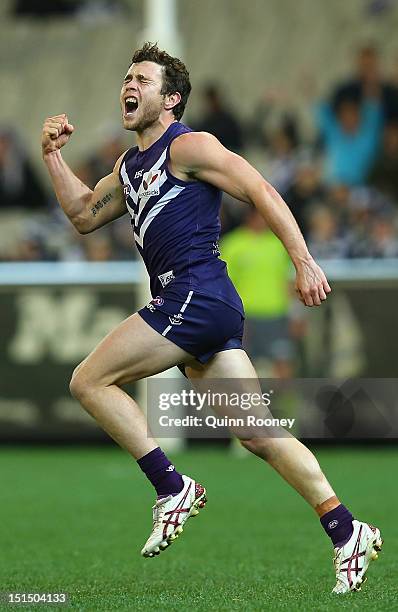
[69,364,92,403]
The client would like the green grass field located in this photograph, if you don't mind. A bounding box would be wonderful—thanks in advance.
[1,445,396,611]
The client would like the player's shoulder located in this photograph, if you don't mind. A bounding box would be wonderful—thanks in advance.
[170,131,220,166]
[172,130,218,150]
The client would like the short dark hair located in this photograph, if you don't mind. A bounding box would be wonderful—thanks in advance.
[130,42,191,121]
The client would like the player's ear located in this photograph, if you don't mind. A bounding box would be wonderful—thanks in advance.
[164,91,181,112]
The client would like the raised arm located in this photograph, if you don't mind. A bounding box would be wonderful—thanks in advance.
[42,114,127,234]
[170,131,331,307]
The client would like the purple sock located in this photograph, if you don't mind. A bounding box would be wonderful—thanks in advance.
[320,504,354,547]
[137,447,184,497]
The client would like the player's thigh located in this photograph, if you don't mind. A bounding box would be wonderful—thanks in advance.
[186,349,281,443]
[186,348,258,380]
[73,312,194,386]
[186,349,263,404]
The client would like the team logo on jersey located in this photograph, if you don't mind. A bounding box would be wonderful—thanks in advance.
[158,270,175,288]
[139,170,161,198]
[169,313,184,326]
[134,169,143,179]
[152,296,164,306]
[146,296,164,312]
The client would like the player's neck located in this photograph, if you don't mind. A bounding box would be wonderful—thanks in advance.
[136,117,177,152]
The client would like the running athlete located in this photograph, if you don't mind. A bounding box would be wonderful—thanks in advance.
[41,43,382,594]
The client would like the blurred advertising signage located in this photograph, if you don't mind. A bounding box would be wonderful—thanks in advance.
[0,287,135,441]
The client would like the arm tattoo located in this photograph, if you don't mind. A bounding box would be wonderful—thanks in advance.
[91,192,113,217]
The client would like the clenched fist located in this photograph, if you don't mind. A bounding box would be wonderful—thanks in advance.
[42,114,74,157]
[295,256,331,307]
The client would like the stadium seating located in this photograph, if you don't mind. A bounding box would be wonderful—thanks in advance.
[1,0,398,168]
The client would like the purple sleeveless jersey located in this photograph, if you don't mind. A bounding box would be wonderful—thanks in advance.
[119,122,243,314]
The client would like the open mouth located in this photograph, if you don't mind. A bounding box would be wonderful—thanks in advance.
[124,96,138,116]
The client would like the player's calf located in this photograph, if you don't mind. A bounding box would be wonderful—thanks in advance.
[239,436,283,463]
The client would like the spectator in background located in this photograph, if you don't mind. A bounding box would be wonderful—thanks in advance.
[346,187,398,258]
[331,45,398,123]
[261,126,299,195]
[220,207,294,377]
[315,94,383,185]
[327,184,351,221]
[306,205,349,259]
[75,128,127,188]
[346,188,377,258]
[248,87,299,151]
[250,89,302,217]
[0,128,48,209]
[83,232,114,261]
[368,121,398,202]
[284,156,325,237]
[192,84,243,153]
[368,212,398,257]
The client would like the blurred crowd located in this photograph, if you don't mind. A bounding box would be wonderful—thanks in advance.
[214,45,398,261]
[2,44,398,265]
